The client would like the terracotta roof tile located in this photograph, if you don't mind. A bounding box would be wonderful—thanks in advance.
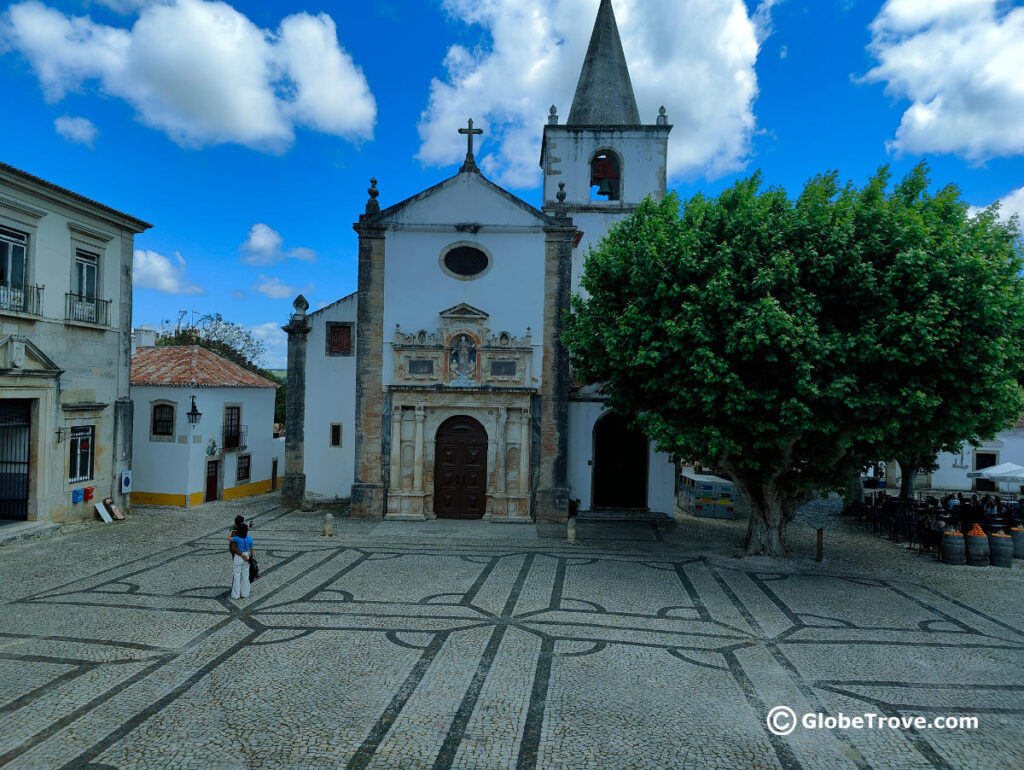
[131,346,278,389]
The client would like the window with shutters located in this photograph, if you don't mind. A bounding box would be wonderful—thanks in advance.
[327,322,354,356]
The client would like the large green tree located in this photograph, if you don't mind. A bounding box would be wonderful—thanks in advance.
[564,165,1024,555]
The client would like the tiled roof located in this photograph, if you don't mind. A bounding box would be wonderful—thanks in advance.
[131,346,278,389]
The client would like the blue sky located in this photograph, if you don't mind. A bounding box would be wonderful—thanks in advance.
[2,0,1022,366]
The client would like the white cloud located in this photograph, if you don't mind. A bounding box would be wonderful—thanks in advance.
[240,223,316,267]
[999,187,1024,223]
[133,249,205,294]
[417,0,778,188]
[864,0,1024,160]
[247,321,288,368]
[252,275,313,300]
[1,0,376,151]
[54,115,97,146]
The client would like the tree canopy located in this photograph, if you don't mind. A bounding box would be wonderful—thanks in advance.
[158,312,284,424]
[564,164,1024,555]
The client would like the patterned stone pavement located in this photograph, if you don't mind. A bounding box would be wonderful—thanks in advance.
[1,494,1023,769]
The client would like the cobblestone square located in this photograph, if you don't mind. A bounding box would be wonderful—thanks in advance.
[1,494,1022,769]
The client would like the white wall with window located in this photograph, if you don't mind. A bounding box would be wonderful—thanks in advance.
[303,293,357,501]
[931,426,1024,493]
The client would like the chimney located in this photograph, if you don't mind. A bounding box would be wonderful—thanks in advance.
[132,326,157,353]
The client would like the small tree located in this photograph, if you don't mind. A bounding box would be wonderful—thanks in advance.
[565,165,1024,555]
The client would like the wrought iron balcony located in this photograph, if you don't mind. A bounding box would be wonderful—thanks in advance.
[65,292,111,326]
[222,424,248,451]
[0,281,43,316]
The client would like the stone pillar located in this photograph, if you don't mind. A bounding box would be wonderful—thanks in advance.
[282,295,311,509]
[413,406,425,492]
[495,407,507,495]
[351,180,388,518]
[537,196,575,521]
[519,408,531,495]
[389,405,403,493]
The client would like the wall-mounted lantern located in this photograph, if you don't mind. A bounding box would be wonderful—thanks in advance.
[186,395,203,427]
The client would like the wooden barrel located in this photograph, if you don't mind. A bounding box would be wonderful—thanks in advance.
[989,534,1013,568]
[1012,529,1024,559]
[941,533,965,565]
[965,534,989,566]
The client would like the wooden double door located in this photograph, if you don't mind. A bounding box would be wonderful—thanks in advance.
[434,416,487,520]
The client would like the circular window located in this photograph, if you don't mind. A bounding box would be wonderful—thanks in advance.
[443,246,489,278]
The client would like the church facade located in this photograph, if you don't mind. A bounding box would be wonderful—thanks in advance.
[285,0,676,521]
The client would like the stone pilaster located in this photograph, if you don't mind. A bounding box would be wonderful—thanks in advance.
[282,295,311,509]
[495,407,507,495]
[537,204,575,521]
[413,406,425,492]
[351,184,388,518]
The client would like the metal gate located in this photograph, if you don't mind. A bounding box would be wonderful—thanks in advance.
[0,400,31,520]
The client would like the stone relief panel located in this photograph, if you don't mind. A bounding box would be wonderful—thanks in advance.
[392,307,534,389]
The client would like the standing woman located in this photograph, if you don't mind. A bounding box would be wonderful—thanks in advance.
[230,522,254,600]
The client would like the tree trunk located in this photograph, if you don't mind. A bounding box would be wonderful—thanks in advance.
[896,456,917,499]
[742,482,789,556]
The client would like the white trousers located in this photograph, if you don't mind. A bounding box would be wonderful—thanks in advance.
[231,552,251,599]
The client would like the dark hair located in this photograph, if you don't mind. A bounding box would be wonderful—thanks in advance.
[236,523,248,538]
[234,515,245,526]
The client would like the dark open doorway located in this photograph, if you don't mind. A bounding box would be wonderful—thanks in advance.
[592,411,648,509]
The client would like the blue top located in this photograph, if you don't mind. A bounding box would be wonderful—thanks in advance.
[231,535,253,553]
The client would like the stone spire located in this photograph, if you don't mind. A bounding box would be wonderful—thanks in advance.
[567,0,641,126]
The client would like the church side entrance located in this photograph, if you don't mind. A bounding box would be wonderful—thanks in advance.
[434,416,487,520]
[592,412,648,510]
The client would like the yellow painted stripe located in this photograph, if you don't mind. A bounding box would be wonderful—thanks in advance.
[131,492,188,507]
[223,479,272,501]
[190,492,205,507]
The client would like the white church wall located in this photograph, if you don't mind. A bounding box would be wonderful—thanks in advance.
[382,228,546,388]
[304,295,357,500]
[570,210,631,295]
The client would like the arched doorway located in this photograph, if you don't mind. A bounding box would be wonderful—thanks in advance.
[592,412,648,509]
[434,416,488,520]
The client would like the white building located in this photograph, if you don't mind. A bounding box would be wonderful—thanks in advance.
[1,161,149,525]
[130,343,283,507]
[929,419,1024,493]
[289,0,676,521]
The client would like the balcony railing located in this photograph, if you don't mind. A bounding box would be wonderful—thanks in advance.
[0,281,44,315]
[65,292,111,326]
[222,425,248,451]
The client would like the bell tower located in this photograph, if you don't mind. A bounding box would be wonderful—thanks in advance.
[541,0,671,220]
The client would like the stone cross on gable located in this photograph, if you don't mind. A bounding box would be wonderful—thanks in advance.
[459,118,483,173]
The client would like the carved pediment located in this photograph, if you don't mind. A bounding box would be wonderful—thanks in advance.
[439,303,489,323]
[0,335,62,377]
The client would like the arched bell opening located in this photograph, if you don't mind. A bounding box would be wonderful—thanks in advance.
[590,149,622,201]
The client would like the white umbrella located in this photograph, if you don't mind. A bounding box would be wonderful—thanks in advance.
[966,462,1024,481]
